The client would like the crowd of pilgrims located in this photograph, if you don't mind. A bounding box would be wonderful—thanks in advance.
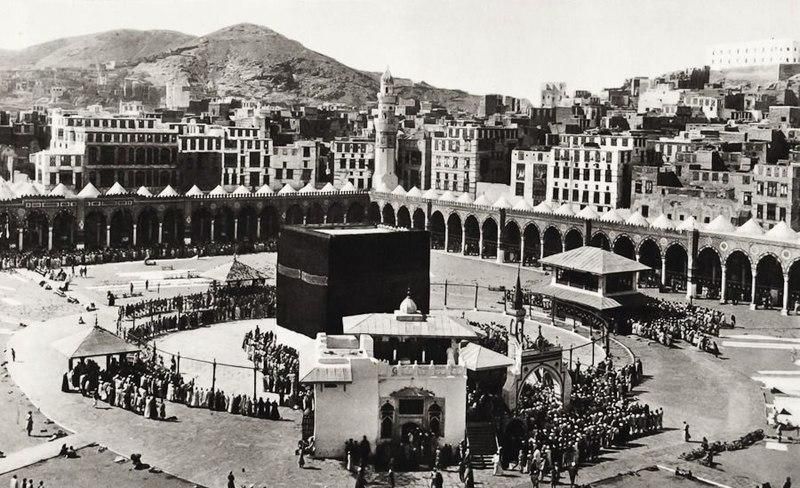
[468,320,509,355]
[242,326,299,405]
[0,240,277,272]
[124,284,277,343]
[627,299,725,354]
[62,349,288,422]
[508,358,661,480]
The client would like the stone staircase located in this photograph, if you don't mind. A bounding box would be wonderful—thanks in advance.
[466,422,497,469]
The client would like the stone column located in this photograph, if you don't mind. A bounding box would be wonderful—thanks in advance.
[256,219,262,240]
[685,258,693,300]
[478,227,484,258]
[158,222,163,244]
[132,224,138,246]
[496,235,504,264]
[17,228,23,251]
[520,237,526,265]
[47,225,53,251]
[782,273,789,316]
[660,256,667,286]
[210,220,215,242]
[106,224,111,247]
[750,268,757,310]
[444,221,449,252]
[720,264,727,304]
[539,238,544,260]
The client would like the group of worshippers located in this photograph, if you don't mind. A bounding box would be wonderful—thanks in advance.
[242,326,299,406]
[508,358,661,484]
[628,299,724,354]
[468,320,509,355]
[8,474,47,488]
[123,285,277,343]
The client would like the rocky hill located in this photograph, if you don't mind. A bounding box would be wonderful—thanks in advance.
[0,23,480,111]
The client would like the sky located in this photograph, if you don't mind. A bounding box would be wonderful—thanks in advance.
[4,0,800,101]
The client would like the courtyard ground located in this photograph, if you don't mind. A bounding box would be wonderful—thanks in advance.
[0,250,797,487]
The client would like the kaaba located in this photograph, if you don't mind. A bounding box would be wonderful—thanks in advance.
[277,224,430,337]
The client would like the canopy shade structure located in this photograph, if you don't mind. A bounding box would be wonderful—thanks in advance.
[53,326,140,361]
[343,312,477,339]
[539,246,650,275]
[459,343,514,371]
[201,257,271,283]
[527,282,650,311]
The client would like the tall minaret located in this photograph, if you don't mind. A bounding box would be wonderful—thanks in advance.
[372,67,399,190]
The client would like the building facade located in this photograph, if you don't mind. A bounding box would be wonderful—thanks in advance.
[546,146,633,212]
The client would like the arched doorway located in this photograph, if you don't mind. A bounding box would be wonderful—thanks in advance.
[412,209,426,230]
[447,213,462,253]
[788,260,800,312]
[25,212,49,249]
[397,206,411,228]
[725,251,752,304]
[346,202,365,223]
[214,207,235,242]
[327,202,345,224]
[382,204,396,226]
[52,210,76,250]
[542,226,562,257]
[162,208,184,245]
[307,203,324,224]
[0,212,16,250]
[260,206,280,241]
[136,208,159,247]
[238,206,258,242]
[481,218,498,259]
[109,209,133,248]
[664,243,688,292]
[522,224,541,265]
[84,211,106,249]
[694,248,722,300]
[755,254,783,309]
[637,239,662,287]
[503,221,521,262]
[590,232,610,250]
[366,202,381,224]
[429,211,445,249]
[191,208,213,244]
[464,215,480,255]
[612,235,635,259]
[563,228,583,251]
[285,205,304,225]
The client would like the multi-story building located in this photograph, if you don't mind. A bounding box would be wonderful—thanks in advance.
[768,105,800,130]
[510,147,549,205]
[270,140,318,189]
[707,39,800,70]
[752,160,800,230]
[397,132,431,190]
[558,133,647,164]
[332,138,375,189]
[540,82,567,108]
[431,123,518,195]
[546,146,633,212]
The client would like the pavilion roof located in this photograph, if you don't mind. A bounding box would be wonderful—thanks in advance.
[53,326,140,360]
[530,283,649,311]
[343,311,477,338]
[459,343,514,371]
[300,364,353,384]
[201,257,271,283]
[539,246,650,275]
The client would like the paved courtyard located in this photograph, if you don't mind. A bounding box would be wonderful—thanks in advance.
[0,251,797,487]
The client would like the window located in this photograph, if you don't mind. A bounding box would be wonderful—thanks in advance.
[562,188,569,200]
[756,204,763,219]
[380,402,394,439]
[780,207,787,221]
[767,182,777,197]
[634,181,642,193]
[767,203,776,220]
[275,169,283,180]
[515,182,524,196]
[286,169,294,180]
[604,192,611,204]
[553,166,559,178]
[552,187,559,200]
[605,170,612,183]
[743,191,752,206]
[645,181,653,193]
[641,205,649,218]
[593,192,600,204]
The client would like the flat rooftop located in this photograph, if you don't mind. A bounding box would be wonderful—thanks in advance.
[314,226,399,235]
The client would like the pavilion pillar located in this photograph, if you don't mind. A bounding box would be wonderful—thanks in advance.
[303,216,307,225]
[132,223,138,246]
[782,273,789,316]
[461,226,466,254]
[256,219,262,240]
[749,268,757,310]
[234,218,239,240]
[105,224,111,247]
[158,222,163,244]
[17,228,23,251]
[47,225,53,251]
[210,220,215,242]
[478,227,484,258]
[720,264,727,304]
[323,215,328,224]
[660,256,667,286]
[444,221,449,252]
[539,238,544,260]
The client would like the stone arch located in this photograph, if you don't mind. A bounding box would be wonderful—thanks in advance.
[307,203,325,225]
[725,250,752,304]
[563,228,583,251]
[346,202,365,223]
[238,205,258,241]
[109,208,134,248]
[382,203,396,226]
[84,211,106,249]
[136,207,159,247]
[503,220,521,262]
[481,217,498,259]
[0,211,16,250]
[260,206,280,240]
[542,226,562,257]
[519,362,563,400]
[162,207,184,245]
[285,204,304,226]
[522,223,541,265]
[191,207,213,244]
[788,258,800,311]
[637,239,662,287]
[695,247,722,299]
[429,211,445,249]
[214,206,235,242]
[52,210,76,250]
[463,215,480,255]
[327,202,345,224]
[25,211,49,249]
[447,213,462,253]
[755,253,784,309]
[366,202,381,224]
[396,206,411,229]
[664,243,688,291]
[612,234,636,259]
[412,208,426,230]
[589,231,610,250]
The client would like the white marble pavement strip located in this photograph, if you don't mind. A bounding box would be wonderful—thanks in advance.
[0,434,90,475]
